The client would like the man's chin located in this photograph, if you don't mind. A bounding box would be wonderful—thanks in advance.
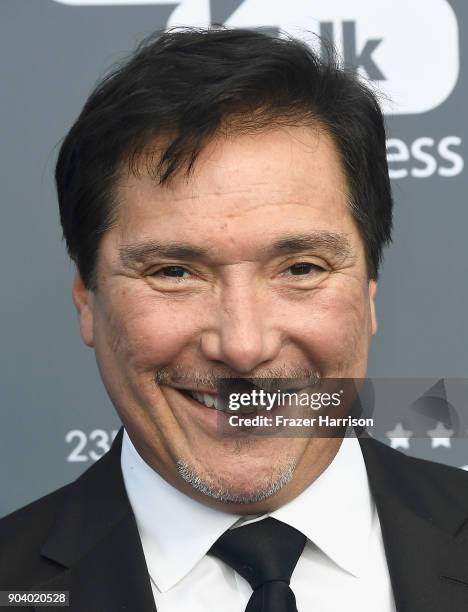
[175,457,297,506]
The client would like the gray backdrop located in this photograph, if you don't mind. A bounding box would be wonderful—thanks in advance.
[1,0,466,519]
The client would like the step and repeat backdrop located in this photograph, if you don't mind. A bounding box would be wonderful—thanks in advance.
[0,0,466,518]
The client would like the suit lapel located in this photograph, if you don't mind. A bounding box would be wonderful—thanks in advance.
[36,513,156,612]
[360,437,468,611]
[34,428,156,612]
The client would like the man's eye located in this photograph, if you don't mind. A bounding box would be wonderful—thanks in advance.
[153,266,189,279]
[287,262,323,276]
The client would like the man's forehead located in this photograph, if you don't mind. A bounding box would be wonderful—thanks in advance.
[107,126,357,266]
[116,126,348,207]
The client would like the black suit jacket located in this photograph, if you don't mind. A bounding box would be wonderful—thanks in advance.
[2,429,468,611]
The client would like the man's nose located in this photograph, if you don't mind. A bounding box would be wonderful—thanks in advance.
[199,284,282,373]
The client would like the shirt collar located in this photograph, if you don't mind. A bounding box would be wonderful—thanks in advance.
[121,431,374,591]
[270,435,374,577]
[121,431,240,592]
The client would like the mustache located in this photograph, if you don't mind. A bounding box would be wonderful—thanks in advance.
[154,364,321,392]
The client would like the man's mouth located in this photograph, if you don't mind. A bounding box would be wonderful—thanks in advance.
[172,379,323,415]
[180,389,221,410]
[178,388,269,413]
[178,387,280,414]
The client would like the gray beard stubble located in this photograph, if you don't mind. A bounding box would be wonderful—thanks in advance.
[175,457,297,504]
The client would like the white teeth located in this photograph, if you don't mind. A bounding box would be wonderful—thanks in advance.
[203,393,215,408]
[190,391,219,410]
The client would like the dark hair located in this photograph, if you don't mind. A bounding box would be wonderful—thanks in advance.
[56,27,392,289]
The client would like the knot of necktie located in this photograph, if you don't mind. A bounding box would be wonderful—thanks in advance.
[209,517,306,612]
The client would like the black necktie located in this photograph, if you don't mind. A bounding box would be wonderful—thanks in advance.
[209,517,306,612]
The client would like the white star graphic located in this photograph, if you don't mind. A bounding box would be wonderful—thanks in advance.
[427,422,453,448]
[386,422,413,449]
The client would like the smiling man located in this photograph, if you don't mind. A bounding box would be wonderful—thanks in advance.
[2,27,468,612]
[86,122,373,512]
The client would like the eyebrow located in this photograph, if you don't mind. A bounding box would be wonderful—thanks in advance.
[119,231,353,268]
[262,232,353,260]
[120,241,206,267]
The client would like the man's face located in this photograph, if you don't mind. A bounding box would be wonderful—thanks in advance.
[74,126,378,511]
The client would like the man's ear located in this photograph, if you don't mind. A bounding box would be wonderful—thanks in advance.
[369,279,378,335]
[72,269,95,347]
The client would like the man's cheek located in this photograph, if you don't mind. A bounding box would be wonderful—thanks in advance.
[104,308,198,372]
[297,293,366,368]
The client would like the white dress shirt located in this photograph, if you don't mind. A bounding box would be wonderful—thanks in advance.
[121,431,396,611]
